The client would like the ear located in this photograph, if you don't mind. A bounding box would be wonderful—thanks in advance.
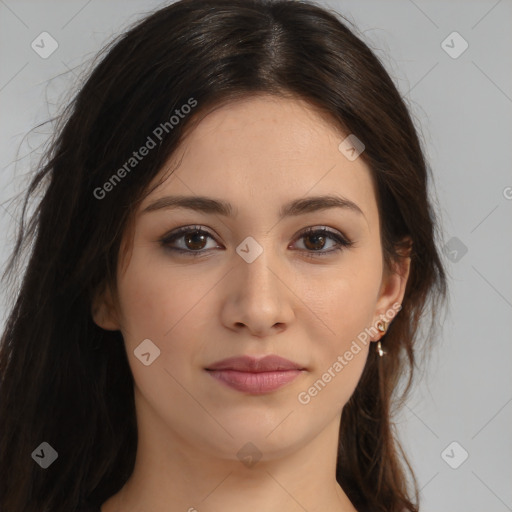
[91,282,121,331]
[372,237,412,339]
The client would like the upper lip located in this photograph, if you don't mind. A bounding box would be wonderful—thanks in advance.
[205,355,305,372]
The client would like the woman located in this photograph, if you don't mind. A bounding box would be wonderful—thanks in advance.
[0,0,447,511]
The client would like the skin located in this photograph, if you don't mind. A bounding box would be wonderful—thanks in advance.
[93,94,410,512]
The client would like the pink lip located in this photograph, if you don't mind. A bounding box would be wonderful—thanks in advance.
[205,355,305,394]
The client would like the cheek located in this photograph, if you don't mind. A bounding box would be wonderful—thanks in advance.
[115,255,217,367]
[298,253,382,405]
[310,252,382,341]
[115,259,215,416]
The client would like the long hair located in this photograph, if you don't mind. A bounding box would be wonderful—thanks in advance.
[0,1,447,510]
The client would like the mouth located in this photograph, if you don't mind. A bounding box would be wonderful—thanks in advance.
[205,368,304,394]
[205,355,306,394]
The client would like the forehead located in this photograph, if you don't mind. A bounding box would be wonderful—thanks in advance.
[177,94,345,163]
[139,95,378,226]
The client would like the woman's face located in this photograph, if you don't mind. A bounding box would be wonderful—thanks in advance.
[94,95,409,464]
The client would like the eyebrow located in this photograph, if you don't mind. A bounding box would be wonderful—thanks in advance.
[141,194,365,219]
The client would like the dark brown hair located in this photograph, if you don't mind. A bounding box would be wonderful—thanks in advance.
[0,1,447,510]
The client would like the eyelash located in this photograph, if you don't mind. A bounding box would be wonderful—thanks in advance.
[159,225,354,259]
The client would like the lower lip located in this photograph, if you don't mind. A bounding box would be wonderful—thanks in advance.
[206,369,302,394]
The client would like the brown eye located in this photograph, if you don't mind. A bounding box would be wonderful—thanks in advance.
[302,232,328,251]
[160,225,353,258]
[182,231,208,251]
[293,227,354,257]
[160,226,218,257]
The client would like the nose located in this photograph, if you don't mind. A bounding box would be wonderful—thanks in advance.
[220,245,295,338]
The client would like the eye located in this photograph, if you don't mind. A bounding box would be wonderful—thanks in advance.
[159,225,218,257]
[159,225,354,258]
[292,226,354,257]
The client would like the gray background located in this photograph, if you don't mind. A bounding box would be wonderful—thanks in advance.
[1,1,511,510]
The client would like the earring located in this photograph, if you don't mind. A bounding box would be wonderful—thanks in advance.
[377,320,387,334]
[376,320,387,357]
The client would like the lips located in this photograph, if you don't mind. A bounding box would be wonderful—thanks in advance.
[205,355,304,372]
[205,355,305,394]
